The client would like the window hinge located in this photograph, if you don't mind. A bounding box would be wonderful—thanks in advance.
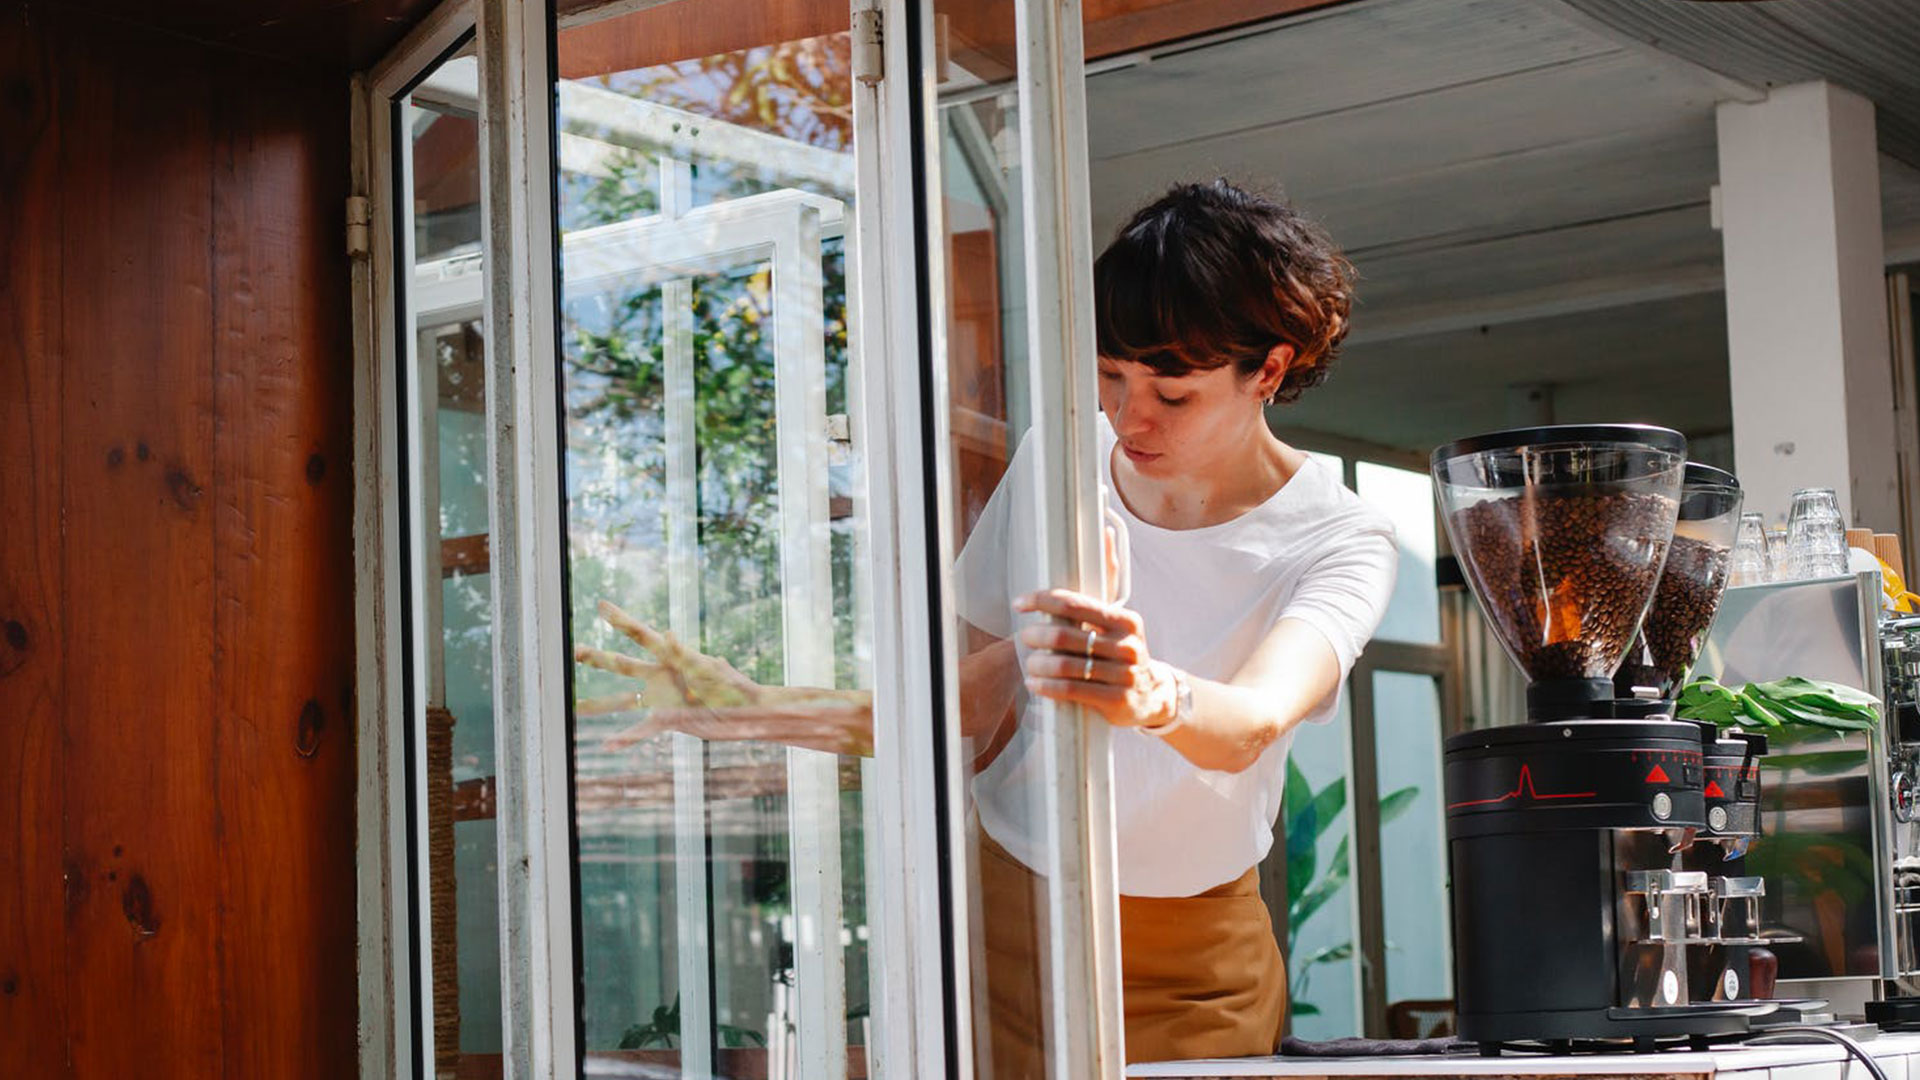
[826,413,854,466]
[346,194,372,260]
[852,8,883,86]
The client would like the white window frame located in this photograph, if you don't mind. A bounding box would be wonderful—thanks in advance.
[354,2,480,1077]
[1004,0,1129,1074]
[355,0,1130,1076]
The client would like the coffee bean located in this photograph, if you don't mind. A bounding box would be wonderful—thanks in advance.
[1453,491,1677,680]
[1627,535,1731,692]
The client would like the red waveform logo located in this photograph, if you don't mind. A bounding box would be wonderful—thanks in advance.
[1448,764,1597,810]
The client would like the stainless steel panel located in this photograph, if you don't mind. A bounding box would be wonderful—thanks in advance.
[1695,573,1895,989]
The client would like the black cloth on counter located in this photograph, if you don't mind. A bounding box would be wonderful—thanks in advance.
[1279,1035,1472,1057]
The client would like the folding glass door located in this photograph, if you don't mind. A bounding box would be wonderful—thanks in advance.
[363,1,1124,1077]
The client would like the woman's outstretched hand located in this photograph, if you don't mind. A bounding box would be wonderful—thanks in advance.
[1013,589,1179,732]
[574,599,873,756]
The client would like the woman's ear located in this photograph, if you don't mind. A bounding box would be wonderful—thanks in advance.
[1261,343,1296,401]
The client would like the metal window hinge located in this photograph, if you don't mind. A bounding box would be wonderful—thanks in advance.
[852,8,883,86]
[346,194,372,260]
[826,413,854,465]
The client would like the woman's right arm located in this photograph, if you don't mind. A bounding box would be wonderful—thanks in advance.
[958,625,1022,764]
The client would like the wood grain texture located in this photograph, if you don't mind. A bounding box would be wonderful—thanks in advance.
[942,0,1352,82]
[558,0,845,79]
[0,8,69,1073]
[209,56,358,1078]
[554,0,1349,80]
[58,13,224,1074]
[56,0,444,72]
[0,6,359,1073]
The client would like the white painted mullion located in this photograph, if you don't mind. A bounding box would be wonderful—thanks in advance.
[841,29,885,1070]
[352,69,417,1080]
[661,154,716,1080]
[844,0,955,1070]
[664,271,712,1076]
[369,0,476,99]
[771,205,849,1080]
[360,6,483,1077]
[1013,0,1126,1075]
[872,0,976,1074]
[475,1,577,1079]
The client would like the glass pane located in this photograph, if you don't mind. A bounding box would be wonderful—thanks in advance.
[1279,691,1361,1039]
[1356,461,1440,644]
[933,10,1075,1077]
[400,48,506,1076]
[1371,670,1453,1036]
[554,4,870,1076]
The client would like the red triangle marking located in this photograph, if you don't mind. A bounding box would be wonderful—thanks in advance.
[1703,780,1725,798]
[1646,765,1670,784]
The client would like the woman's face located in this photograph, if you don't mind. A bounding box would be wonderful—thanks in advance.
[1097,355,1276,479]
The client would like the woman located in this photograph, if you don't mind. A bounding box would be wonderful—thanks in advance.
[582,180,1396,1066]
[950,179,1396,1069]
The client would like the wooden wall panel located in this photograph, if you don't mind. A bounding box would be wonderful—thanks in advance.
[0,6,359,1074]
[60,0,443,72]
[57,14,224,1074]
[209,67,357,1077]
[0,10,69,1075]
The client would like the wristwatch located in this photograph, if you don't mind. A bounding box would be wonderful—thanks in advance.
[1140,662,1192,737]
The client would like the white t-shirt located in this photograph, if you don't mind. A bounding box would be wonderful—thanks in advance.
[954,419,1398,897]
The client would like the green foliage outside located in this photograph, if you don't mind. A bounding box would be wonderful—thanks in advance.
[561,132,856,1055]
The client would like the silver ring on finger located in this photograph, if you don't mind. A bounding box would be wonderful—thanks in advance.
[1086,628,1098,656]
[1082,655,1095,681]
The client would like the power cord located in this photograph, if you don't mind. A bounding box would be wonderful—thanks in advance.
[1744,1025,1889,1080]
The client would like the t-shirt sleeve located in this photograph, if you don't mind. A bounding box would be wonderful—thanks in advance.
[1279,514,1399,698]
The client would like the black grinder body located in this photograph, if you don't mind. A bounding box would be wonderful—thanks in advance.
[1445,719,1759,1043]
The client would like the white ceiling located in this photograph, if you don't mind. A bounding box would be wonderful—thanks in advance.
[1081,0,1920,456]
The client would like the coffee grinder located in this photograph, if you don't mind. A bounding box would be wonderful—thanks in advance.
[1433,427,1783,1048]
[1616,463,1783,1010]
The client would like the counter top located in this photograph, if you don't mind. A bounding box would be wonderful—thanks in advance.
[1128,1030,1920,1079]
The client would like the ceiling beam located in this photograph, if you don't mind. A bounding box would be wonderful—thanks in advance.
[1534,0,1764,105]
[1349,265,1728,346]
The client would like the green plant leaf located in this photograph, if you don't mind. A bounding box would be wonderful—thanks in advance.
[1284,760,1320,910]
[1301,940,1354,965]
[1379,785,1419,824]
[1291,836,1351,932]
[1287,822,1317,913]
[1684,675,1880,731]
[1284,758,1311,833]
[1306,776,1347,843]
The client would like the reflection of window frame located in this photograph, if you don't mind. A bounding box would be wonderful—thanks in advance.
[416,172,852,1074]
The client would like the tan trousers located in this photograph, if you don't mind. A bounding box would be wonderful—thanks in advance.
[974,823,1287,1078]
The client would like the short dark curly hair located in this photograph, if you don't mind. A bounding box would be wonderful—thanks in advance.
[1093,180,1356,405]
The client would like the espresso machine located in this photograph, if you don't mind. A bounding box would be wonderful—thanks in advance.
[1433,426,1788,1049]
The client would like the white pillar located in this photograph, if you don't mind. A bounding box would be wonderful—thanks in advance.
[1717,80,1896,527]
